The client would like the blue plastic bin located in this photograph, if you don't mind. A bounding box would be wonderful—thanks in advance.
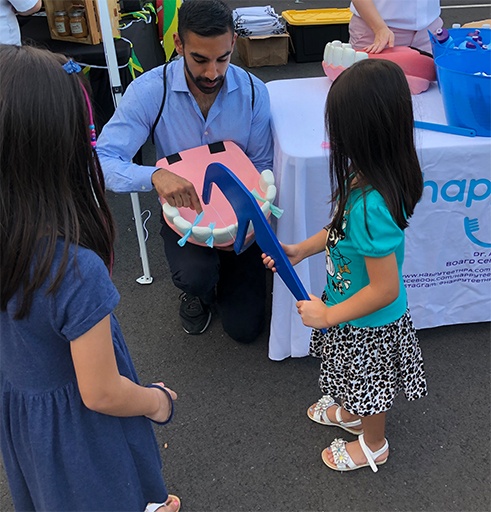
[435,51,491,137]
[430,27,491,59]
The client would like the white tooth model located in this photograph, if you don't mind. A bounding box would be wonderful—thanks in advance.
[322,41,368,81]
[322,40,438,95]
[162,169,277,247]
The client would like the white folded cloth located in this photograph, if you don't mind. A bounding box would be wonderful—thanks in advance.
[233,6,286,36]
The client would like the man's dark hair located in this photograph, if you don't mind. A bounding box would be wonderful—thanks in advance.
[177,0,234,43]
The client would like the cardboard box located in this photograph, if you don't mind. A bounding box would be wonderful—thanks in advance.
[282,8,352,63]
[44,0,120,45]
[236,34,289,67]
[462,19,491,28]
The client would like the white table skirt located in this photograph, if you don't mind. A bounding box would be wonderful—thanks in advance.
[266,77,491,361]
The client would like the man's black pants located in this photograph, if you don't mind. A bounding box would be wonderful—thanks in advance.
[160,221,266,343]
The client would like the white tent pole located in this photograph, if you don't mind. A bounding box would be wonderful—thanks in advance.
[96,0,153,285]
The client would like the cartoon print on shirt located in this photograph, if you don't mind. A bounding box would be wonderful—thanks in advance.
[326,213,352,295]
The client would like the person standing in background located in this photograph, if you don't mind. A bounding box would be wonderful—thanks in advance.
[349,0,442,53]
[0,0,42,45]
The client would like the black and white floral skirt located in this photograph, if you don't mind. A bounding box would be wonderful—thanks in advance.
[310,307,428,417]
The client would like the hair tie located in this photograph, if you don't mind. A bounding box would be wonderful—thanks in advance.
[62,59,82,74]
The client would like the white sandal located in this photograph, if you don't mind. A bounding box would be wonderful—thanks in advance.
[307,395,363,435]
[145,495,181,512]
[322,434,389,472]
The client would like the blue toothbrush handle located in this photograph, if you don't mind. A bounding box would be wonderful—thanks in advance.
[414,120,476,137]
[202,162,327,334]
[254,225,310,302]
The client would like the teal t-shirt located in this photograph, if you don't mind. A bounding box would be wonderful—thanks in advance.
[324,188,407,327]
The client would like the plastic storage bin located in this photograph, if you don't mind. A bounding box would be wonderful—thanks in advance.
[282,8,352,63]
[430,27,491,59]
[435,51,491,136]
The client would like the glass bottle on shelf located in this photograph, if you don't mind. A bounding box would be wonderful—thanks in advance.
[69,9,88,39]
[54,10,70,36]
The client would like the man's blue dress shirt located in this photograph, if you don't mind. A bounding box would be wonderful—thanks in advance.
[97,58,274,193]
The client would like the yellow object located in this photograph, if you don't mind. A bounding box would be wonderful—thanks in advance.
[281,8,352,63]
[282,8,352,26]
[163,0,182,61]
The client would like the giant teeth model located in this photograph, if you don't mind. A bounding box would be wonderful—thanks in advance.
[162,169,277,247]
[323,40,368,70]
[322,41,437,94]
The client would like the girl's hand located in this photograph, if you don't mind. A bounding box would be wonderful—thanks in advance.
[146,382,177,424]
[261,243,303,272]
[296,295,330,329]
[262,252,277,271]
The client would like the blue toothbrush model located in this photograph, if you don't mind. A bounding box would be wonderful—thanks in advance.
[414,120,476,137]
[202,162,310,302]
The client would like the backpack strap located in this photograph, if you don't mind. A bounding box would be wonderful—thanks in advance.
[245,69,255,111]
[150,64,254,145]
[151,61,169,145]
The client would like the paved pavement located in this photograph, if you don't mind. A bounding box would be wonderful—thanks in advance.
[1,1,490,511]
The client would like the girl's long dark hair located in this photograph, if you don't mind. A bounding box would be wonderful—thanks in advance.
[0,45,116,319]
[325,59,423,233]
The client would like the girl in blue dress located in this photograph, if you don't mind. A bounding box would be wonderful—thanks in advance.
[0,45,181,511]
[263,58,427,472]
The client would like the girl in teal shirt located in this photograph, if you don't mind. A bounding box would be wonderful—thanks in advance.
[263,59,427,473]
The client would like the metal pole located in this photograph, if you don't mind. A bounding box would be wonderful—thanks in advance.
[96,0,153,284]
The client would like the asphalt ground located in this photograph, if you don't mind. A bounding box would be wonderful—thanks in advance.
[1,1,490,511]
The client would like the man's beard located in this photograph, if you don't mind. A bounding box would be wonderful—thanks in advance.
[183,56,225,95]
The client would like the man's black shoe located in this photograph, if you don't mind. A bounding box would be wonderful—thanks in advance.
[179,293,212,335]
